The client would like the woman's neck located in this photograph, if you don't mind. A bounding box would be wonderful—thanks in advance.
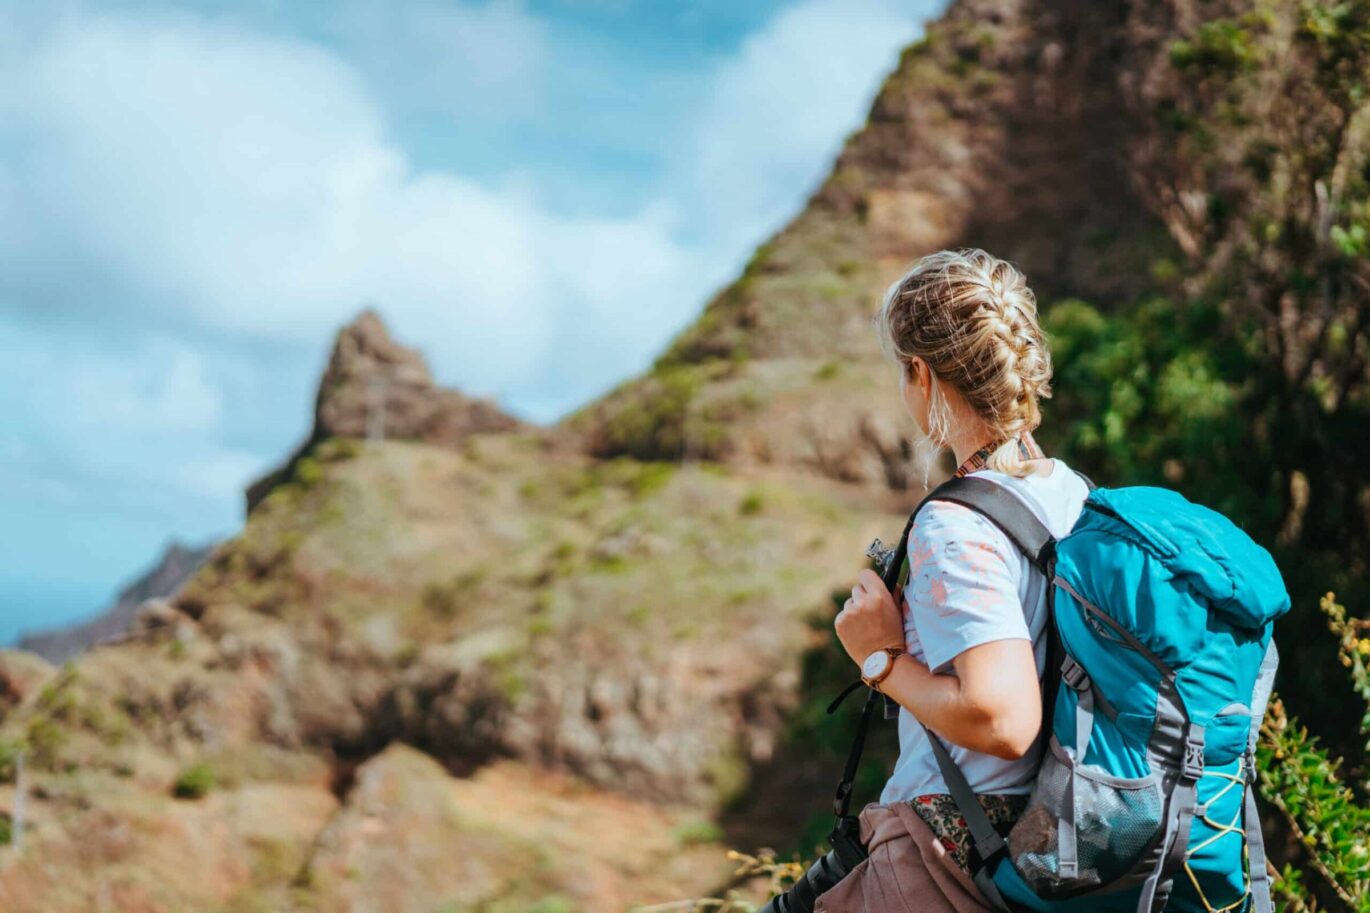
[949,428,1002,468]
[949,429,1051,477]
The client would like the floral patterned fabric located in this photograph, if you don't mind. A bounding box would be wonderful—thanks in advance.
[907,793,1029,872]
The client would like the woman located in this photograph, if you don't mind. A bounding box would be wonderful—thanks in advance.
[821,248,1090,913]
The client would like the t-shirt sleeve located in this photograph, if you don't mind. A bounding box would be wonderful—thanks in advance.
[903,500,1028,674]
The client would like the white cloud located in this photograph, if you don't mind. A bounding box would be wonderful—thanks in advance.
[0,1,935,428]
[0,0,948,641]
[681,0,931,252]
[0,12,711,410]
[0,321,258,505]
[1,4,936,459]
[63,337,224,434]
[170,446,267,502]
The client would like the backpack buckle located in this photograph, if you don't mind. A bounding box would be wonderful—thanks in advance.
[1182,728,1206,781]
[1061,655,1091,692]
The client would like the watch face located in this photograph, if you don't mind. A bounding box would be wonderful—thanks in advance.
[862,650,890,680]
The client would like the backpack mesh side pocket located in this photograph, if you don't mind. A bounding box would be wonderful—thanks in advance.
[1007,736,1164,899]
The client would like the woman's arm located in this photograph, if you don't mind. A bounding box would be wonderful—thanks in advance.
[877,639,1041,760]
[834,568,1041,759]
[835,500,1046,760]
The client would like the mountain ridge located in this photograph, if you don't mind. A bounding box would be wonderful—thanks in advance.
[557,0,1177,492]
[16,541,216,664]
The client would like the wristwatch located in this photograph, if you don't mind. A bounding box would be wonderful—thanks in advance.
[861,645,906,691]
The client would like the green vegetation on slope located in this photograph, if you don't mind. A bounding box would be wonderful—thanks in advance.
[1039,0,1370,755]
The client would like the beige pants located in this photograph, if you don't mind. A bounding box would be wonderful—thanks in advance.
[813,801,997,913]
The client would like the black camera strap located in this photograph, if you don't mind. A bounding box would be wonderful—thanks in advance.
[827,505,918,822]
[830,686,879,820]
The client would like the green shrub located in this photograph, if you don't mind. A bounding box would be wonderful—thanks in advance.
[0,737,20,783]
[173,762,216,799]
[293,457,324,487]
[25,717,66,769]
[621,459,676,498]
[1169,20,1259,73]
[812,360,841,381]
[1222,594,1370,908]
[673,819,726,846]
[421,569,485,620]
[587,366,731,462]
[315,437,361,462]
[1258,698,1370,910]
[523,897,575,913]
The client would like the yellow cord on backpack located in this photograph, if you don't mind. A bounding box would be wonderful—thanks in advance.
[1182,755,1252,913]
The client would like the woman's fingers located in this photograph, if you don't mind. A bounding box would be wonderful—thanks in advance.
[855,568,893,606]
[836,570,905,664]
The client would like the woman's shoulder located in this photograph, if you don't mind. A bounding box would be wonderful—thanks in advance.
[909,498,1020,571]
[970,457,1090,536]
[911,457,1088,555]
[905,498,1024,625]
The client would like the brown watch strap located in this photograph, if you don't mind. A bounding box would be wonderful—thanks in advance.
[863,645,906,690]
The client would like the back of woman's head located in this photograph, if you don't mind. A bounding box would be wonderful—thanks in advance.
[874,247,1052,478]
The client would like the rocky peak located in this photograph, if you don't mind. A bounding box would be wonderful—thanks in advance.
[246,308,525,510]
[560,0,1176,489]
[313,308,521,445]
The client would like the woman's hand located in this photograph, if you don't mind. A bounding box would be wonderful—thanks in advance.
[835,568,905,667]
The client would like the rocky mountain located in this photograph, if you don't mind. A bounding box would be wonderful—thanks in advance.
[16,541,216,664]
[559,0,1177,490]
[0,1,1285,911]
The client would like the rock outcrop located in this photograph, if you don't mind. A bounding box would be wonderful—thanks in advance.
[246,309,525,511]
[312,309,522,445]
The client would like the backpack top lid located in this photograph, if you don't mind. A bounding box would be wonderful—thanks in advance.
[1075,486,1292,632]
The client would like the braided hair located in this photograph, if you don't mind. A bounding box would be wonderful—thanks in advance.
[873,248,1053,478]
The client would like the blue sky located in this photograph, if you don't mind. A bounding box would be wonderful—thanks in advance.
[0,0,945,643]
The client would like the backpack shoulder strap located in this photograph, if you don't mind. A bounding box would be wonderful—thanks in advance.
[908,472,1082,900]
[914,475,1057,573]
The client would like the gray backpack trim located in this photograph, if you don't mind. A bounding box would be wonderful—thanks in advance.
[1243,641,1279,913]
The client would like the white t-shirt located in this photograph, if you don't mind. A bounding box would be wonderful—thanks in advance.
[878,457,1090,803]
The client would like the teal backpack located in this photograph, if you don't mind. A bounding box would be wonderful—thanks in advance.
[900,474,1291,913]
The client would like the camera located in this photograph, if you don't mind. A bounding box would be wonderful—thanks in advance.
[759,814,868,913]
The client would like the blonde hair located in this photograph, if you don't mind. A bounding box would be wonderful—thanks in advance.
[874,248,1052,478]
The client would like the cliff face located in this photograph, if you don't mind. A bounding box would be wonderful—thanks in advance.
[0,1,1256,911]
[560,0,1179,490]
